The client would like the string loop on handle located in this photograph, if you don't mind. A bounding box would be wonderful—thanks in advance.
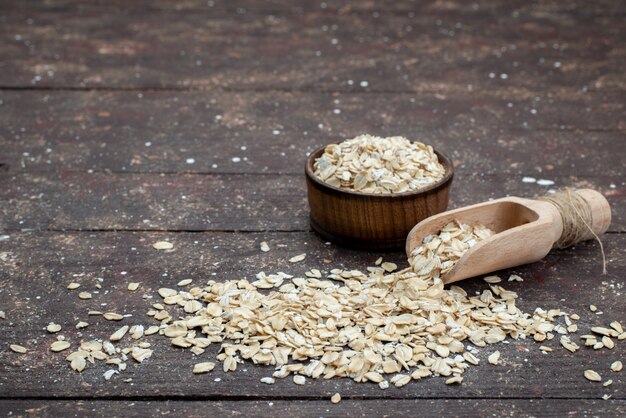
[538,188,607,274]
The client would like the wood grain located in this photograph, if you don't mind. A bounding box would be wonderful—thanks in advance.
[0,1,624,91]
[0,91,624,176]
[5,0,625,15]
[0,231,623,399]
[0,399,624,418]
[0,172,623,232]
[1,0,623,414]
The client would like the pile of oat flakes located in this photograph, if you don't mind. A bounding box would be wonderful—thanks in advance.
[9,223,622,397]
[313,134,445,193]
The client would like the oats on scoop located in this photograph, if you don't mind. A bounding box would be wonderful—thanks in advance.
[409,221,495,277]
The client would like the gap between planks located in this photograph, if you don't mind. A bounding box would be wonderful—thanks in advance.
[0,85,624,100]
[1,229,624,234]
[0,395,623,402]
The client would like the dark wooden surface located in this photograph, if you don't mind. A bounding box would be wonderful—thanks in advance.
[0,0,624,417]
[1,399,625,418]
[0,231,624,399]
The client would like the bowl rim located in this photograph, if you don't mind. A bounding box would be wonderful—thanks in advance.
[304,143,454,199]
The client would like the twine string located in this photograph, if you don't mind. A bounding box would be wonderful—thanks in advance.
[538,188,607,274]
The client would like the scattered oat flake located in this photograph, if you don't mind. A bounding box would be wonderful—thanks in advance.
[484,276,501,284]
[164,322,187,338]
[78,292,92,300]
[463,352,479,365]
[289,253,306,263]
[260,241,270,252]
[50,341,71,352]
[76,321,89,329]
[590,305,597,312]
[508,274,523,282]
[602,336,614,349]
[603,380,613,387]
[128,282,140,291]
[178,279,193,286]
[0,311,4,320]
[445,375,463,385]
[131,347,153,363]
[71,356,86,372]
[392,374,411,388]
[104,370,118,380]
[307,268,322,278]
[47,323,62,333]
[488,351,500,365]
[610,321,623,334]
[381,262,397,272]
[67,282,81,290]
[130,325,145,340]
[260,377,275,384]
[584,370,601,382]
[145,325,160,335]
[293,375,306,385]
[103,312,124,321]
[591,327,614,337]
[331,393,341,403]
[153,241,174,250]
[193,362,216,374]
[560,335,579,353]
[10,344,27,354]
[611,361,622,372]
[110,325,129,342]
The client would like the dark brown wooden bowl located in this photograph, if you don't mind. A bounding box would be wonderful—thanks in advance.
[305,146,454,251]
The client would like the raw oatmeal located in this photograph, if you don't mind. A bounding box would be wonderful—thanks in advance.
[313,134,445,193]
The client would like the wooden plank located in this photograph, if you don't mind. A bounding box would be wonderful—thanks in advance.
[0,399,624,418]
[4,0,625,16]
[0,172,623,232]
[0,231,623,398]
[0,2,624,91]
[0,91,624,175]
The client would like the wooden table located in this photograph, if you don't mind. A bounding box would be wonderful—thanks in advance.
[0,1,624,416]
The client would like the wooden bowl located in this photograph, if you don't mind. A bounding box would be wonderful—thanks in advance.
[305,146,454,251]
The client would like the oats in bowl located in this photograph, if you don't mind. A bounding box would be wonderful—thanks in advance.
[313,134,445,194]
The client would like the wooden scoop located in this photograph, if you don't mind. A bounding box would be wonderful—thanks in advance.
[405,189,611,284]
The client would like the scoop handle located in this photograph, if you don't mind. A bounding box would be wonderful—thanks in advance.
[574,189,612,239]
[529,188,611,248]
